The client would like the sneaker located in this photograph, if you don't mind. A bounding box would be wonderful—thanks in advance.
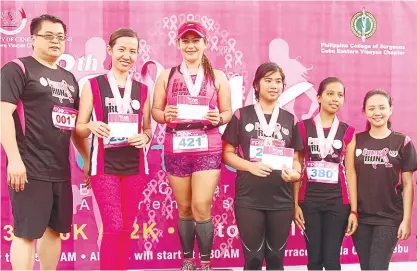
[198,263,213,270]
[180,259,196,270]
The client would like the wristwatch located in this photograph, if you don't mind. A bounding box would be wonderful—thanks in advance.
[217,116,224,126]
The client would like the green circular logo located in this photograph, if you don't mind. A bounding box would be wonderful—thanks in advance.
[351,9,377,41]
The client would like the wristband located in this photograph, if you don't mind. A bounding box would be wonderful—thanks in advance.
[350,210,358,219]
[145,133,151,142]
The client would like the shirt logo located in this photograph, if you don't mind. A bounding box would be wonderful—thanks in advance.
[40,77,76,103]
[357,147,393,169]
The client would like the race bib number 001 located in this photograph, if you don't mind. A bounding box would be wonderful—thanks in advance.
[173,130,208,153]
[52,105,78,130]
[306,161,339,184]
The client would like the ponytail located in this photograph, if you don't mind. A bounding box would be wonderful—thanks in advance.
[202,54,215,85]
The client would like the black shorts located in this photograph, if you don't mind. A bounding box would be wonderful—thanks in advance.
[9,179,73,239]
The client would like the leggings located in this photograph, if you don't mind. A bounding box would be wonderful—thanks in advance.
[90,174,142,270]
[235,206,293,270]
[300,201,350,270]
[352,223,398,270]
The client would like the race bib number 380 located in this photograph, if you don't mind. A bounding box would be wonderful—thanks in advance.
[306,161,339,184]
[173,130,208,153]
[52,105,78,130]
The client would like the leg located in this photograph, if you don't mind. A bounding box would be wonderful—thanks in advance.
[264,210,293,270]
[90,174,123,270]
[322,203,350,270]
[191,169,220,266]
[119,174,143,270]
[9,180,54,270]
[368,225,398,270]
[10,237,35,270]
[168,174,195,261]
[300,202,323,270]
[38,181,73,270]
[234,206,266,270]
[352,223,373,270]
[37,228,61,270]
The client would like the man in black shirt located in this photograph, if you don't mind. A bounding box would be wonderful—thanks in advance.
[1,14,88,270]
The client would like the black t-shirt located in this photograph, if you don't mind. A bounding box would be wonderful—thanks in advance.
[1,56,79,182]
[300,119,355,203]
[355,131,417,226]
[222,105,304,210]
[90,75,141,175]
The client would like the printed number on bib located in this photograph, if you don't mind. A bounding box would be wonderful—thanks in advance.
[306,161,339,184]
[173,130,208,153]
[249,138,264,162]
[52,105,78,130]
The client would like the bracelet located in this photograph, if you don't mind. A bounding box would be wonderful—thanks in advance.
[350,210,359,219]
[144,133,151,143]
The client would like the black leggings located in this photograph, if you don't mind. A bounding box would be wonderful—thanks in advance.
[235,206,293,270]
[300,201,350,270]
[352,223,398,270]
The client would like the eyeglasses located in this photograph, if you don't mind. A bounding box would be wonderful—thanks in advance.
[35,34,66,42]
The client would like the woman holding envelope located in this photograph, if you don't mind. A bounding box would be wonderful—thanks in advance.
[222,62,303,270]
[293,77,358,270]
[75,28,151,270]
[152,21,231,270]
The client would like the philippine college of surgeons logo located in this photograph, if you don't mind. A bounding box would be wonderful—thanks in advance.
[0,8,27,35]
[350,7,377,42]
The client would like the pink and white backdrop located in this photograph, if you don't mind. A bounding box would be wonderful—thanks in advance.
[1,1,417,270]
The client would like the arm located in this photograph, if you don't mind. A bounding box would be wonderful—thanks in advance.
[214,70,232,125]
[293,151,305,230]
[222,142,253,172]
[75,82,94,138]
[398,171,414,240]
[345,134,358,213]
[142,87,152,140]
[151,69,170,124]
[402,171,414,223]
[1,102,21,163]
[293,151,304,205]
[1,62,27,191]
[345,134,359,236]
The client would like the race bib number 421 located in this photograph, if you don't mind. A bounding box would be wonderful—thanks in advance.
[173,130,208,153]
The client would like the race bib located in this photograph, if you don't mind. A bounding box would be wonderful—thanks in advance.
[104,113,138,148]
[176,95,210,121]
[306,161,339,184]
[249,138,292,170]
[173,130,208,153]
[52,105,78,130]
[249,138,264,162]
[262,146,294,170]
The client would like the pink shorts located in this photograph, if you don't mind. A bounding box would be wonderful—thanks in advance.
[164,152,222,177]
